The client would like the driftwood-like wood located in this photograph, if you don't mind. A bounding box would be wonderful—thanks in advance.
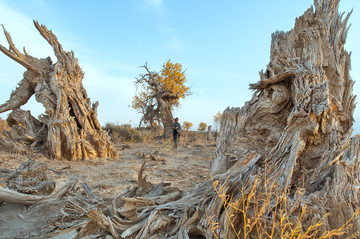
[6,160,55,195]
[210,0,359,236]
[0,173,104,239]
[72,1,359,238]
[0,21,117,160]
[0,175,76,205]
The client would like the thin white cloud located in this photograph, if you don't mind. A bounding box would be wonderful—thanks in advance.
[0,2,55,60]
[80,63,143,125]
[161,26,176,33]
[0,1,90,66]
[158,24,183,51]
[144,0,163,7]
[0,1,55,119]
[82,63,135,102]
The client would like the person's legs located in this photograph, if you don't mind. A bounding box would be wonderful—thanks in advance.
[173,132,178,148]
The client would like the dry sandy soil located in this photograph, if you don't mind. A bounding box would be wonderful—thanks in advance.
[0,142,214,238]
[0,142,214,199]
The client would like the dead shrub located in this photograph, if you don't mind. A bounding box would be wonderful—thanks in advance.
[102,122,215,147]
[181,130,210,146]
[208,166,360,239]
[103,123,142,144]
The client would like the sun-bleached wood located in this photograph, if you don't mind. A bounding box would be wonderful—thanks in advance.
[0,175,77,205]
[70,1,360,238]
[0,21,117,160]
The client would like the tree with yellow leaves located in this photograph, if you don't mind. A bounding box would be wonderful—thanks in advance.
[132,60,190,137]
[198,122,207,132]
[182,121,193,131]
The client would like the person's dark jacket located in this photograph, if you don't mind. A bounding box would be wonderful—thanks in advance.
[172,122,181,134]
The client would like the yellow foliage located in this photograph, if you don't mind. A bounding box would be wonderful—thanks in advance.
[198,122,207,132]
[132,60,190,112]
[160,60,189,101]
[213,111,222,124]
[132,89,154,111]
[183,121,193,131]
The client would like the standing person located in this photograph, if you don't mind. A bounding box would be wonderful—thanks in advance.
[172,117,181,148]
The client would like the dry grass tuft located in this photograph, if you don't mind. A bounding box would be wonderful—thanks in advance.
[102,121,215,147]
[208,165,360,239]
[0,117,9,132]
[103,123,142,144]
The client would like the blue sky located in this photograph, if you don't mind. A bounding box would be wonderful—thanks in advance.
[0,0,359,133]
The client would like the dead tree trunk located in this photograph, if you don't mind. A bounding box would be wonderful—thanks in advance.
[158,99,175,139]
[207,0,359,235]
[0,21,117,160]
[206,125,212,141]
[135,64,176,138]
[73,1,360,238]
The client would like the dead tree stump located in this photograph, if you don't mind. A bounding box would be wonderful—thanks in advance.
[6,160,55,195]
[0,21,117,160]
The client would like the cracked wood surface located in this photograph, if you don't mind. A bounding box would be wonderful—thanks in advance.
[0,21,116,160]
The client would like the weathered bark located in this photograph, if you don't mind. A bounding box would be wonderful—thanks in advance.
[158,100,175,139]
[0,159,105,238]
[208,0,359,236]
[0,174,102,239]
[73,1,359,238]
[0,21,117,160]
[6,160,55,195]
[0,174,76,205]
[207,125,213,141]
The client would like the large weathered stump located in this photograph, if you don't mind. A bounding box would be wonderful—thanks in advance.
[0,21,117,160]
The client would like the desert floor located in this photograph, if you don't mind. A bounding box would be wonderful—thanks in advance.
[0,142,214,198]
[0,142,214,238]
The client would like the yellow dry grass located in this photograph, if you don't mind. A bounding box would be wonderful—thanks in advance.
[208,165,360,239]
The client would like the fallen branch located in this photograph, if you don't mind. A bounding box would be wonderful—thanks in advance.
[0,175,77,205]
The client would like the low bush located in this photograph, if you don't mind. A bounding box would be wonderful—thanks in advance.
[103,123,142,144]
[103,121,216,146]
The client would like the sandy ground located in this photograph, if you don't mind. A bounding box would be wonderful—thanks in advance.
[0,142,214,198]
[0,142,214,238]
